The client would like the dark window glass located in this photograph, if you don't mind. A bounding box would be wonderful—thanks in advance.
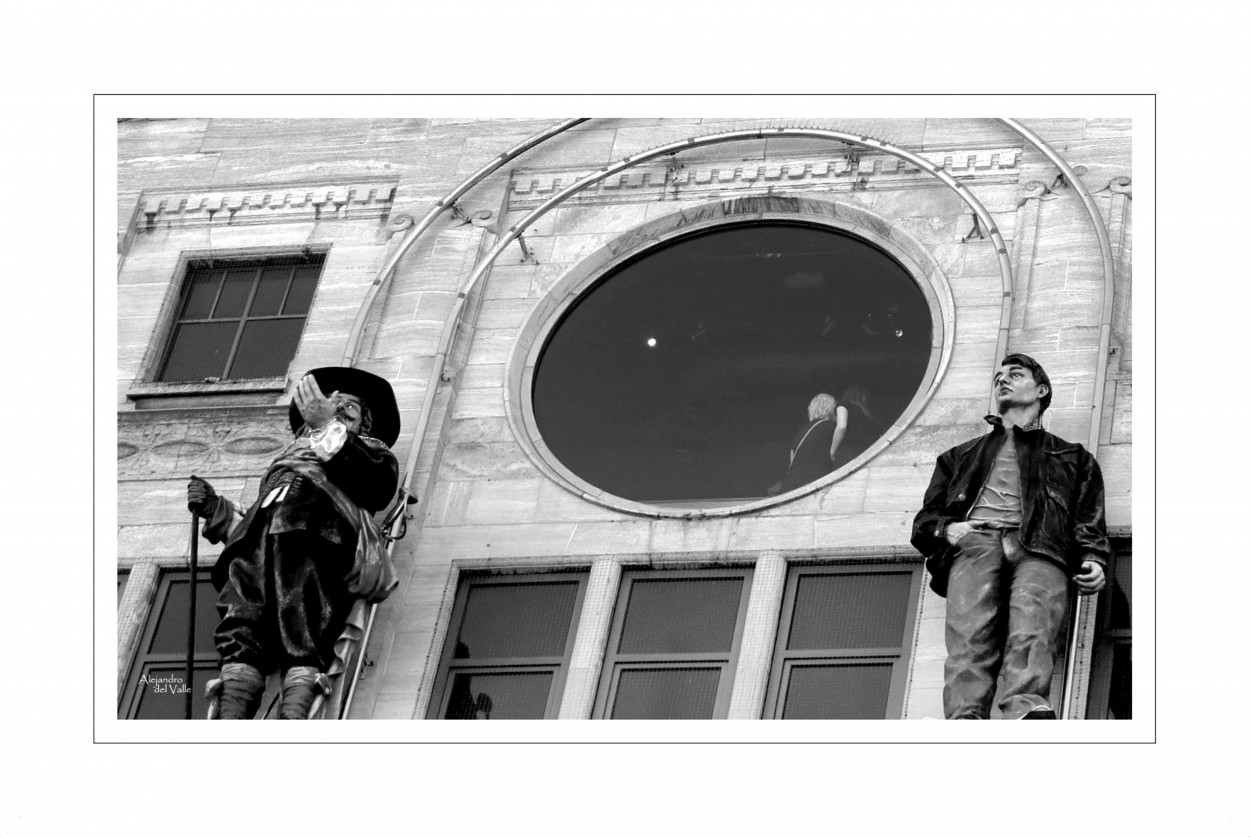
[213,269,255,318]
[611,668,721,719]
[156,255,323,382]
[597,570,751,720]
[1088,544,1132,719]
[443,672,554,720]
[1108,642,1132,720]
[782,663,893,719]
[430,573,587,720]
[160,321,238,381]
[618,578,743,654]
[1110,556,1132,630]
[248,266,292,316]
[766,566,920,719]
[533,222,932,503]
[147,577,217,654]
[231,319,306,379]
[181,270,222,319]
[120,572,216,720]
[284,266,320,315]
[455,582,579,660]
[788,572,911,650]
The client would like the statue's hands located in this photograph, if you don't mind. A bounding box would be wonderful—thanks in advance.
[1073,560,1106,595]
[945,520,989,546]
[187,475,219,517]
[294,374,335,431]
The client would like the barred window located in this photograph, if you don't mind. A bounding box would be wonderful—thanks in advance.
[156,254,324,382]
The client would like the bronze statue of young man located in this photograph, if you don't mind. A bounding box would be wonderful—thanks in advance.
[911,354,1109,719]
[187,367,400,719]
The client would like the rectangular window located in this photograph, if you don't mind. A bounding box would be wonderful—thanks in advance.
[594,569,753,719]
[118,570,217,719]
[1087,541,1132,719]
[764,564,922,719]
[427,572,588,720]
[155,254,324,382]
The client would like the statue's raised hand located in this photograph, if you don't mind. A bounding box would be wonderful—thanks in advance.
[294,373,336,430]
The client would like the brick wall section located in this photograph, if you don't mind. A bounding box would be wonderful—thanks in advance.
[115,118,1132,720]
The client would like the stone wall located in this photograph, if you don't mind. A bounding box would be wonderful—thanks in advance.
[115,118,1132,720]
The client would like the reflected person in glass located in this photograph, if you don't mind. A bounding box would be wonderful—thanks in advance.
[772,393,848,494]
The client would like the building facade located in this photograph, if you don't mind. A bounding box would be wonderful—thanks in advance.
[115,117,1133,721]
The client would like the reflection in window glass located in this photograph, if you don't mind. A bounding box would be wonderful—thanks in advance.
[455,582,579,660]
[767,566,920,719]
[783,663,892,719]
[533,222,932,503]
[612,668,720,720]
[430,573,587,720]
[619,578,743,654]
[789,572,911,650]
[597,570,751,720]
[444,672,554,720]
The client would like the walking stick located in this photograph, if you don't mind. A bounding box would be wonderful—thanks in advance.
[186,511,199,720]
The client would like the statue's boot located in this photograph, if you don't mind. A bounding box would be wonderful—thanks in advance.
[206,663,265,720]
[279,666,331,720]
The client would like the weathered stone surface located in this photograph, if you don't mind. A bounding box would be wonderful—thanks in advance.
[534,481,625,524]
[1111,380,1132,444]
[450,388,505,420]
[118,119,211,157]
[463,478,544,525]
[920,119,1019,147]
[464,328,520,367]
[815,511,912,548]
[863,465,933,513]
[566,521,653,556]
[438,442,541,482]
[815,470,869,516]
[416,523,579,561]
[482,263,539,300]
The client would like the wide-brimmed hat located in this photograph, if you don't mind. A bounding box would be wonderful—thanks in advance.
[289,366,401,447]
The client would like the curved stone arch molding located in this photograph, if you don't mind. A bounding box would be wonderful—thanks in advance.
[504,194,959,519]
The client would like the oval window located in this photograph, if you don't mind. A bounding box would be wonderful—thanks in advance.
[531,222,933,506]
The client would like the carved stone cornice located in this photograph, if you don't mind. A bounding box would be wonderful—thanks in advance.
[136,179,399,230]
[507,145,1023,208]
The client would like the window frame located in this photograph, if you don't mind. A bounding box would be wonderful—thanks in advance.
[1086,539,1132,719]
[426,571,589,720]
[505,196,956,520]
[593,567,754,720]
[118,569,217,720]
[763,562,922,720]
[151,253,325,384]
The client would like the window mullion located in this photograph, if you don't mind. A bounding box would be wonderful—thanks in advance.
[221,267,264,380]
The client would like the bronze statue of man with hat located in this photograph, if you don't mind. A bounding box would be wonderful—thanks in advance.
[187,367,401,719]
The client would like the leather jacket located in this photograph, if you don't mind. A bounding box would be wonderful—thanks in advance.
[911,417,1110,596]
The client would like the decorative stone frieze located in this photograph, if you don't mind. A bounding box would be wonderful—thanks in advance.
[508,146,1022,208]
[117,407,291,479]
[136,179,399,230]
